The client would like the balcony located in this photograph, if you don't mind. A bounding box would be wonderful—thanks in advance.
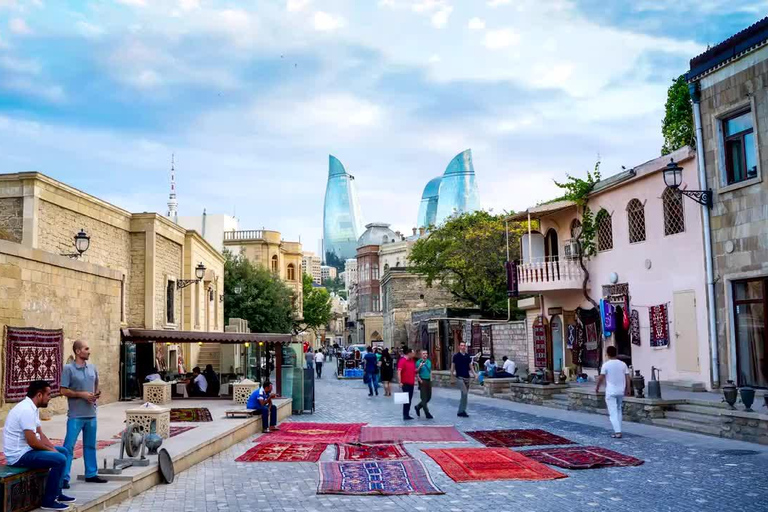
[517,256,586,293]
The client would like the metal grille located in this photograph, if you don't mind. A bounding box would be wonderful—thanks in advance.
[663,188,685,235]
[596,209,613,252]
[626,199,646,243]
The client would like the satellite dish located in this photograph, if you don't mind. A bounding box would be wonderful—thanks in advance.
[158,449,175,484]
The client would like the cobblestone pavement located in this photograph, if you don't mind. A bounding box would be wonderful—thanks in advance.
[107,374,768,512]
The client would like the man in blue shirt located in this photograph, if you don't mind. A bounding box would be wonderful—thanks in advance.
[363,346,379,396]
[246,381,279,433]
[451,342,475,418]
[414,350,434,419]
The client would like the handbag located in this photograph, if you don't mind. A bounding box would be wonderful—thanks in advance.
[394,392,409,404]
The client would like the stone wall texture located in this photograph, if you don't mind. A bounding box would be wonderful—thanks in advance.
[154,234,182,328]
[491,321,528,368]
[0,197,23,243]
[128,232,146,327]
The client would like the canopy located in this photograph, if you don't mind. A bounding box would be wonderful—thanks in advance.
[120,328,293,344]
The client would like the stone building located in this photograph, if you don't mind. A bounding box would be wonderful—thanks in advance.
[321,265,337,282]
[177,211,239,252]
[687,18,768,388]
[343,258,358,292]
[354,223,397,346]
[302,251,322,284]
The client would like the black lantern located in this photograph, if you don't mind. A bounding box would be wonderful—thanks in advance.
[661,157,713,208]
[61,228,90,258]
[177,262,206,289]
[195,262,206,280]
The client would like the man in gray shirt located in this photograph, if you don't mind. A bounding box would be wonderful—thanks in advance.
[60,340,107,486]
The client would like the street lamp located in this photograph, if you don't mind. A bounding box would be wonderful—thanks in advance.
[61,229,90,258]
[177,262,206,289]
[234,285,242,295]
[663,158,713,208]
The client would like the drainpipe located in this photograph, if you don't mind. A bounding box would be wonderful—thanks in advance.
[506,219,511,322]
[690,81,720,388]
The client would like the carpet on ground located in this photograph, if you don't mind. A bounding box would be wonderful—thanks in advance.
[114,426,197,439]
[336,443,411,461]
[170,408,213,422]
[466,428,573,447]
[2,326,63,402]
[236,442,327,462]
[359,426,466,444]
[521,446,644,469]
[0,440,117,465]
[423,448,567,482]
[317,460,443,495]
[257,422,365,444]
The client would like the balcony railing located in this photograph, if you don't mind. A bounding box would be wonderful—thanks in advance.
[223,230,264,241]
[517,256,585,292]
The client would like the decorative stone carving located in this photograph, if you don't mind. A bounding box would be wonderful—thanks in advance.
[232,378,259,405]
[143,380,172,405]
[126,403,171,439]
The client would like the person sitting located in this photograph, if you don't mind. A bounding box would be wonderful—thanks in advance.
[187,367,208,397]
[145,368,162,382]
[203,364,220,397]
[3,380,76,511]
[479,357,496,384]
[492,356,517,378]
[246,381,279,433]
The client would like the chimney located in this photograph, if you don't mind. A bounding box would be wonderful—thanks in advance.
[412,227,417,236]
[419,227,425,236]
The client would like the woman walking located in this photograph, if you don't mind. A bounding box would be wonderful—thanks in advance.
[380,348,394,396]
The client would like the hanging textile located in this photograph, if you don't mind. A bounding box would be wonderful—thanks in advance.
[532,316,549,369]
[630,310,641,346]
[603,300,616,334]
[566,324,576,349]
[622,296,630,330]
[577,307,601,369]
[649,304,670,348]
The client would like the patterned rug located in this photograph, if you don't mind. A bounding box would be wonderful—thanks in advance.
[317,460,443,495]
[2,326,63,402]
[114,426,197,439]
[170,408,213,422]
[423,448,567,482]
[466,429,573,447]
[522,446,644,469]
[336,443,411,461]
[359,426,466,444]
[258,422,365,444]
[236,442,327,462]
[0,440,117,465]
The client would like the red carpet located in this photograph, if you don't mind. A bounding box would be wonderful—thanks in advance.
[359,426,466,443]
[0,440,117,465]
[258,422,365,444]
[466,429,573,447]
[423,447,567,482]
[522,446,644,469]
[336,443,411,461]
[236,442,327,462]
[170,408,213,422]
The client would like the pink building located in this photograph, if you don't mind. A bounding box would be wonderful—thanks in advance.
[511,146,713,389]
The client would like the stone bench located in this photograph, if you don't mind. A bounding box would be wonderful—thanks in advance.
[567,387,680,421]
[507,382,570,405]
[0,465,47,512]
[225,408,257,419]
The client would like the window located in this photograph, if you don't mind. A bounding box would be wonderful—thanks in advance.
[372,263,379,280]
[596,209,613,252]
[287,263,296,281]
[733,278,767,388]
[271,254,279,273]
[723,110,758,185]
[662,188,685,235]
[372,294,380,312]
[626,199,646,244]
[166,280,175,324]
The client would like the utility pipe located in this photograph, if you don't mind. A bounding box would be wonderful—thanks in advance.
[506,219,511,321]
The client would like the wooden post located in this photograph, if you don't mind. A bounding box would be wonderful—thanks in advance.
[275,342,283,396]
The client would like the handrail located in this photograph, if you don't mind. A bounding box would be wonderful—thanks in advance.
[517,257,584,284]
[223,230,264,241]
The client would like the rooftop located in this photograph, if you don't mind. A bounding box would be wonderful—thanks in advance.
[688,16,768,80]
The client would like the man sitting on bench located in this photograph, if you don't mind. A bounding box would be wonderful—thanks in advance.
[246,381,279,433]
[3,380,76,511]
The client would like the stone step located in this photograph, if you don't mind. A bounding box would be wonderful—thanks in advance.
[665,410,723,425]
[665,380,708,392]
[684,398,730,409]
[650,418,722,437]
[542,401,569,410]
[674,404,727,416]
[549,394,569,402]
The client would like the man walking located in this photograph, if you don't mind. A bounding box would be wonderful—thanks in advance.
[60,340,107,487]
[315,349,325,379]
[451,342,475,418]
[414,350,433,419]
[595,345,631,438]
[397,348,416,420]
[363,347,379,396]
[3,381,76,510]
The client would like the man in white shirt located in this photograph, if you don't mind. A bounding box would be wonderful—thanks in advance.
[188,367,208,396]
[3,380,76,510]
[314,350,325,379]
[502,356,516,376]
[595,345,631,438]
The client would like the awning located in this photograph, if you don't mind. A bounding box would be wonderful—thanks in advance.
[120,328,293,344]
[506,199,576,222]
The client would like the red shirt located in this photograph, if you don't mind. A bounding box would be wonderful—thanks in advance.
[397,357,416,385]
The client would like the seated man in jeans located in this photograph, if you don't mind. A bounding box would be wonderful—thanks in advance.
[3,380,76,511]
[246,381,280,433]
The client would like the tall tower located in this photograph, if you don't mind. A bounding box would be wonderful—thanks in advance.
[167,154,178,223]
[322,155,364,266]
[434,149,480,226]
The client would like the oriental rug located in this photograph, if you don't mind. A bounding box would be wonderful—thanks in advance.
[522,446,644,469]
[336,443,411,461]
[258,422,365,444]
[317,460,443,495]
[2,326,63,402]
[170,407,213,422]
[649,304,670,348]
[423,448,567,482]
[466,429,574,448]
[0,440,118,465]
[114,426,197,439]
[359,426,466,444]
[235,442,327,462]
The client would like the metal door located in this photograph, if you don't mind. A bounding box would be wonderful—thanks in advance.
[674,290,700,372]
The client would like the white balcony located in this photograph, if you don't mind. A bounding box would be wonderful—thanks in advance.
[517,256,586,293]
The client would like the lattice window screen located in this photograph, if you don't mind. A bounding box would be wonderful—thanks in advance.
[662,188,685,235]
[596,209,613,252]
[626,199,646,243]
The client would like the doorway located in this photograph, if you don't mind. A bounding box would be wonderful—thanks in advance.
[551,315,564,372]
[613,305,632,366]
[674,290,700,373]
[733,278,768,387]
[545,228,560,280]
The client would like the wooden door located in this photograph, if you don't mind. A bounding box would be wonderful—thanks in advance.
[674,290,700,372]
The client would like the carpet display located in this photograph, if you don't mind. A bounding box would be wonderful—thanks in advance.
[114,426,197,439]
[522,446,644,469]
[649,304,670,348]
[359,426,466,444]
[2,326,63,402]
[0,440,118,465]
[170,408,213,422]
[466,429,574,447]
[236,442,327,462]
[423,448,567,482]
[259,422,365,444]
[317,460,443,495]
[336,443,411,461]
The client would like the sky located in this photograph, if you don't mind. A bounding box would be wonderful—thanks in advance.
[0,1,764,250]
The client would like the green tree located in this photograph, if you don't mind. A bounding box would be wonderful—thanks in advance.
[223,251,295,333]
[322,275,345,295]
[661,74,695,155]
[408,211,526,317]
[296,273,332,334]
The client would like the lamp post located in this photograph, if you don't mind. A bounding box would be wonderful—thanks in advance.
[663,158,713,208]
[61,229,90,258]
[177,262,206,289]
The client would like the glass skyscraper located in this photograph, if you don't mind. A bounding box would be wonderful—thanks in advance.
[323,155,364,265]
[417,149,481,228]
[416,176,442,229]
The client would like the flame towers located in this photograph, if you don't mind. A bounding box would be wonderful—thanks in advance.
[323,155,364,265]
[417,149,481,228]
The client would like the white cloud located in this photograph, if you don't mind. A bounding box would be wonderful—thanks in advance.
[9,17,31,35]
[116,0,147,7]
[487,0,512,6]
[314,11,345,32]
[0,55,40,74]
[483,28,520,49]
[177,0,200,11]
[2,78,65,103]
[76,20,105,39]
[412,0,453,28]
[431,5,453,28]
[429,54,441,63]
[287,0,311,12]
[468,17,486,30]
[378,0,396,7]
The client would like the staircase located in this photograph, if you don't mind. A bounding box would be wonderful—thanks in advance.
[650,403,727,437]
[541,392,570,410]
[197,343,221,372]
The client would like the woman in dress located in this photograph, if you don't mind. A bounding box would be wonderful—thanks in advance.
[379,348,394,396]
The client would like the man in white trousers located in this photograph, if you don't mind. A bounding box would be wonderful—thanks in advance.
[595,345,631,438]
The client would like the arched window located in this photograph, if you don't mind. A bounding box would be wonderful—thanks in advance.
[570,219,582,239]
[271,254,278,273]
[287,263,296,281]
[596,209,613,252]
[662,188,685,235]
[626,199,646,244]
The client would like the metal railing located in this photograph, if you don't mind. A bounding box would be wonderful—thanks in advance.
[517,256,584,286]
[223,230,264,241]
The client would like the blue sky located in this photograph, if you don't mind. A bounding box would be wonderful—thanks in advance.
[0,0,764,249]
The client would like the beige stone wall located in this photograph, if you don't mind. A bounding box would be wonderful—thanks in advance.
[128,232,146,327]
[0,197,23,243]
[154,234,182,329]
[491,322,528,368]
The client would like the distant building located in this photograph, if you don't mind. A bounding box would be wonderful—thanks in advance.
[323,155,364,264]
[302,251,322,284]
[416,149,481,229]
[177,211,239,252]
[321,265,337,282]
[416,176,442,229]
[344,258,358,291]
[354,223,396,346]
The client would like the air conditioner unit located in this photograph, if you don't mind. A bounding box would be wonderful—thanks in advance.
[563,239,581,260]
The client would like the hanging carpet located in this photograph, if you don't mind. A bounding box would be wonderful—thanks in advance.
[336,443,411,461]
[466,429,574,448]
[3,326,63,403]
[317,460,443,495]
[423,447,567,482]
[649,304,670,348]
[235,442,327,463]
[630,309,641,346]
[521,446,644,469]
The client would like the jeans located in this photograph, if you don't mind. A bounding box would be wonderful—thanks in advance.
[316,362,323,379]
[416,379,432,416]
[13,446,69,506]
[401,384,414,418]
[457,377,470,414]
[256,404,277,430]
[605,394,624,433]
[366,372,379,394]
[63,416,98,481]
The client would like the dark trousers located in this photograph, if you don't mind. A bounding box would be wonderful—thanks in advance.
[401,384,414,418]
[256,404,277,430]
[417,379,432,416]
[316,362,323,378]
[13,446,69,506]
